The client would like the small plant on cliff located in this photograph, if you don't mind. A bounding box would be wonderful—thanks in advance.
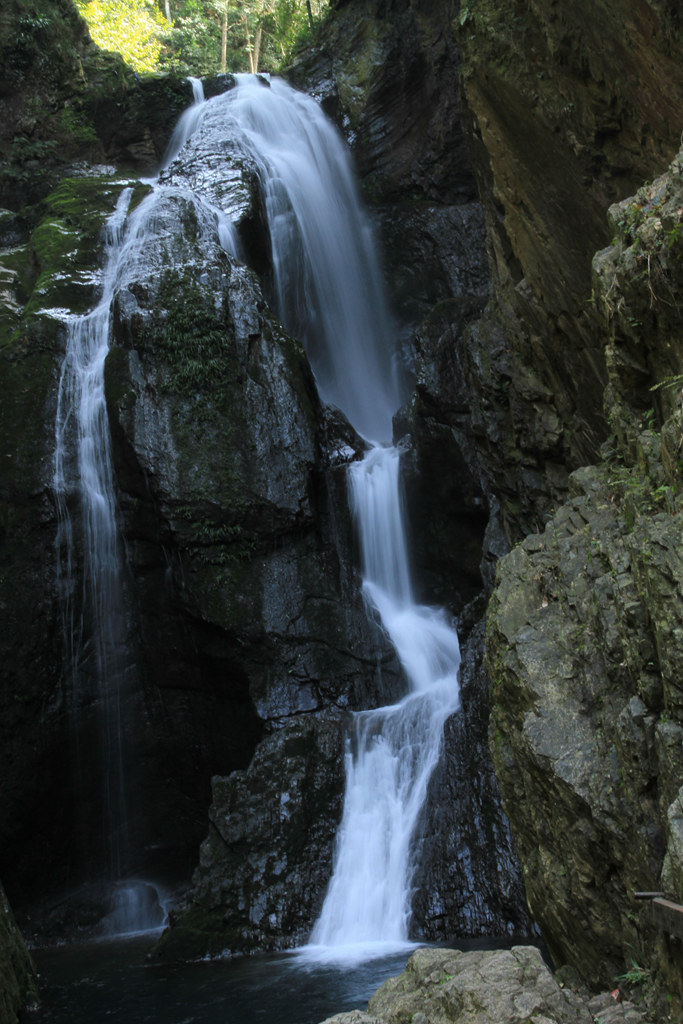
[616,959,650,987]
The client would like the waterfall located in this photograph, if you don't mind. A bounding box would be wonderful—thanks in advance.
[53,72,461,947]
[54,186,135,885]
[213,74,400,443]
[51,79,213,933]
[54,185,178,931]
[309,451,461,953]
[204,76,462,956]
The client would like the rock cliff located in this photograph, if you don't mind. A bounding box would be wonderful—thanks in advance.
[448,0,683,1010]
[455,0,683,544]
[486,145,683,1010]
[0,119,400,940]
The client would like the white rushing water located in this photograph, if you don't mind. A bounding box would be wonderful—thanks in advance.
[54,186,134,884]
[196,76,463,958]
[52,78,212,933]
[53,184,174,931]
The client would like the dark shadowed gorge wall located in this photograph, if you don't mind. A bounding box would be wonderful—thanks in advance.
[450,0,683,1011]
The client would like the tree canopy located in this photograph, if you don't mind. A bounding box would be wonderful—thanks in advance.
[74,0,330,76]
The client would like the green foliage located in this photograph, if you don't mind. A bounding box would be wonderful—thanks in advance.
[651,373,683,394]
[75,0,167,72]
[74,0,331,75]
[616,958,650,987]
[56,105,99,145]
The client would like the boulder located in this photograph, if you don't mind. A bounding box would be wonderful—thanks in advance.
[320,945,593,1024]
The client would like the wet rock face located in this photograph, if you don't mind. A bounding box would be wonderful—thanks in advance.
[103,126,405,942]
[155,712,347,958]
[486,148,683,1009]
[0,174,133,906]
[387,205,490,611]
[0,130,400,927]
[410,615,534,942]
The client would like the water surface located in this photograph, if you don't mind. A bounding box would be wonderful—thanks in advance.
[33,937,414,1023]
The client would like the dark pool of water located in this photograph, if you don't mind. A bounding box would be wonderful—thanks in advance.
[30,936,417,1024]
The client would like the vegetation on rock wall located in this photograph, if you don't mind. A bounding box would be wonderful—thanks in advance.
[486,145,683,1016]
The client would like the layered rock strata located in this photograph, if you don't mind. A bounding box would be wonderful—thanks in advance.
[455,0,683,545]
[487,147,683,1009]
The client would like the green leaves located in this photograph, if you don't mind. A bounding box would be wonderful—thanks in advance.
[76,0,330,75]
[75,0,168,73]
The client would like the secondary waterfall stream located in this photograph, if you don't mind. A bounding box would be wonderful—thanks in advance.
[54,186,133,887]
[51,87,225,932]
[53,73,461,948]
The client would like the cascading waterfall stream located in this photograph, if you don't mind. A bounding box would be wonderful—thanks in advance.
[53,184,173,933]
[309,450,461,954]
[192,76,463,957]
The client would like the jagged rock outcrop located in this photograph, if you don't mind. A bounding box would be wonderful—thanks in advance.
[155,712,348,958]
[0,882,37,1024]
[105,145,403,924]
[486,147,683,1011]
[411,612,533,942]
